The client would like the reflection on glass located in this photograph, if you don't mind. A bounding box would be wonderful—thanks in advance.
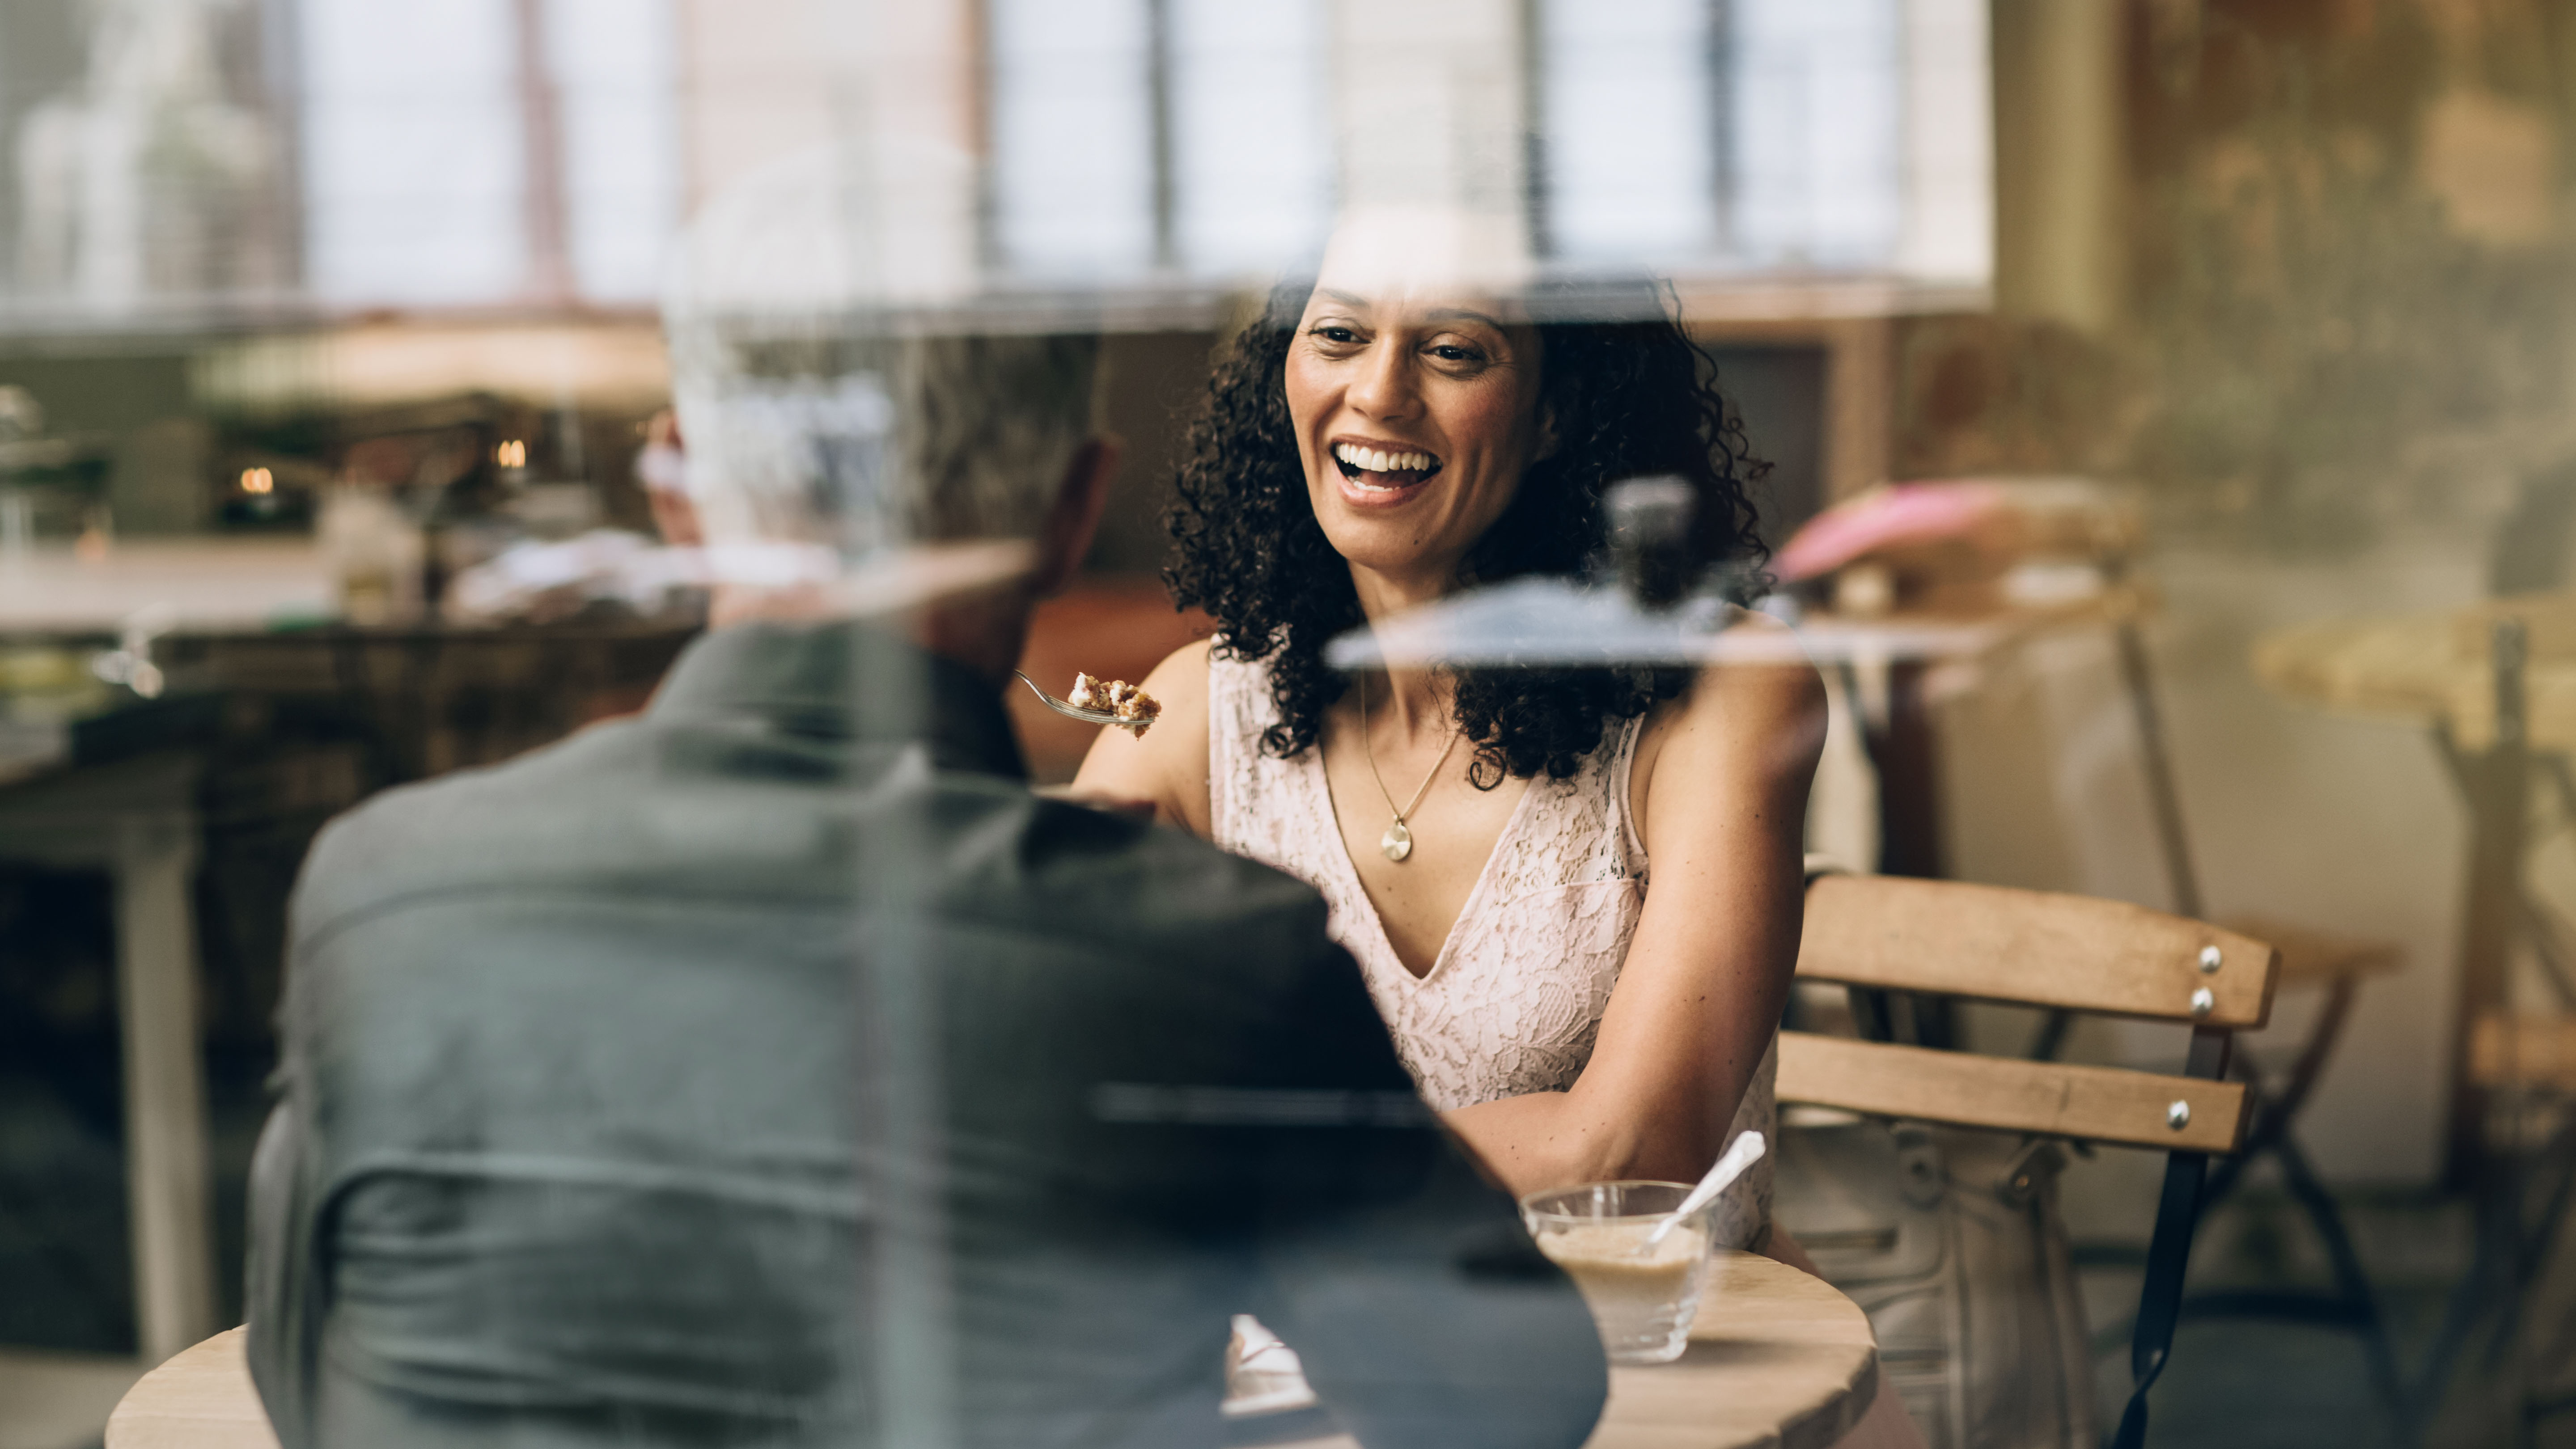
[0,7,2536,1449]
[10,0,288,308]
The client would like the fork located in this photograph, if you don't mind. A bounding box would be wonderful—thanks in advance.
[1012,670,1149,733]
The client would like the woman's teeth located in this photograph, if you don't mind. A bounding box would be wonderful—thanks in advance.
[1332,442,1438,475]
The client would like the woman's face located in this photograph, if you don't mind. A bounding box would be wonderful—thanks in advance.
[1282,275,1548,596]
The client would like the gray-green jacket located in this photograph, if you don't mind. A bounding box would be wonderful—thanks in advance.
[246,620,1606,1449]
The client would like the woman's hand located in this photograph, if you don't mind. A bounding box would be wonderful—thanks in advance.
[1441,614,1825,1196]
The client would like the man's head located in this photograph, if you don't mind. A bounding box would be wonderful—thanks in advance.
[665,330,1119,663]
[661,147,1119,672]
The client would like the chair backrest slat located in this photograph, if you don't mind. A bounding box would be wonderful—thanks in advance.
[1777,1032,2250,1154]
[1798,875,2279,1029]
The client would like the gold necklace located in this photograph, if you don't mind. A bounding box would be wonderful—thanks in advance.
[1360,673,1460,863]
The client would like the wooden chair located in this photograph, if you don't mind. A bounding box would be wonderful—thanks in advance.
[1779,874,2282,1449]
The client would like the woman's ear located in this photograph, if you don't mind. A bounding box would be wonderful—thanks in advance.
[1533,402,1562,463]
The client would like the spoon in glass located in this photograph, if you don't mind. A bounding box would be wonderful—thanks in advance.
[1012,670,1152,734]
[1639,1131,1767,1253]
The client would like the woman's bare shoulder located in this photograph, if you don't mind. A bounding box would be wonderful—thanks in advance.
[1636,608,1824,730]
[1703,608,1825,714]
[1632,609,1826,832]
[1071,638,1219,835]
[1146,636,1219,707]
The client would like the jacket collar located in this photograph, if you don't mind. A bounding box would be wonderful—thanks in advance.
[649,620,1028,780]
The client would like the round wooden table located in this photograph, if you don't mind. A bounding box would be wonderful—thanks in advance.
[106,1252,1876,1449]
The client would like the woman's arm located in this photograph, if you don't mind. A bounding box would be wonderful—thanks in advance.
[1069,639,1217,836]
[1442,622,1825,1195]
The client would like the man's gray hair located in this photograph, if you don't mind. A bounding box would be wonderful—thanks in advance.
[662,143,1104,559]
[670,328,1102,556]
[892,332,1102,541]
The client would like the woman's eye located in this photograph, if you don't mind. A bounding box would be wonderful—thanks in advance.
[1430,344,1483,363]
[1315,326,1359,344]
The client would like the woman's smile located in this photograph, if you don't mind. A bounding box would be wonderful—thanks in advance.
[1329,435,1445,508]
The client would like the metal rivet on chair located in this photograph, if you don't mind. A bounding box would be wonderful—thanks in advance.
[2167,1100,2192,1130]
[2199,945,2222,974]
[2189,986,2216,1017]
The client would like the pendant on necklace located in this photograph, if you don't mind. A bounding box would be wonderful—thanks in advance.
[1381,817,1413,862]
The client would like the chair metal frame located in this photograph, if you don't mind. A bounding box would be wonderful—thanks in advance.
[2100,597,2414,1434]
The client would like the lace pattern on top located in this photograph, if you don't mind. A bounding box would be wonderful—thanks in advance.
[1207,652,1773,1247]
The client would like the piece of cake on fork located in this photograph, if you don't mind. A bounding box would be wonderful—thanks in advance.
[1069,672,1162,734]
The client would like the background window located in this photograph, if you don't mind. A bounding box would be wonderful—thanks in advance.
[301,0,678,309]
[1538,0,1722,267]
[546,0,682,305]
[1728,0,1904,269]
[986,0,1158,283]
[1538,0,1987,283]
[1167,0,1331,280]
[299,0,529,305]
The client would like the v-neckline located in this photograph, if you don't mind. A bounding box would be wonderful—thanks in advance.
[1303,743,1542,986]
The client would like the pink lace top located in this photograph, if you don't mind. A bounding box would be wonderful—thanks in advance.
[1206,653,1773,1246]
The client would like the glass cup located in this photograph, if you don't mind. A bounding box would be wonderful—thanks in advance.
[1518,1180,1716,1365]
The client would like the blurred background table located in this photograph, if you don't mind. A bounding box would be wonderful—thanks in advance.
[2254,590,2576,1185]
[0,544,698,1376]
[2258,591,2576,1424]
[106,1254,1877,1449]
[2253,593,2576,752]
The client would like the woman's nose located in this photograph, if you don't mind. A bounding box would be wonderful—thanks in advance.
[1346,343,1421,421]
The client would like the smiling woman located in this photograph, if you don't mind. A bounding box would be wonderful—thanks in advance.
[1074,206,1820,1225]
[1068,221,1930,1442]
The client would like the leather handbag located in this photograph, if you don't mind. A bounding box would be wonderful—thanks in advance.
[1775,1114,2097,1449]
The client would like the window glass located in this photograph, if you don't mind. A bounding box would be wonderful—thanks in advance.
[987,0,1157,281]
[298,0,528,305]
[1167,0,1331,278]
[1539,0,1720,265]
[1538,0,1988,282]
[1728,0,1904,269]
[547,0,682,303]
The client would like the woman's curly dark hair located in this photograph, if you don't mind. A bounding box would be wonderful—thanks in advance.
[1165,276,1768,787]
